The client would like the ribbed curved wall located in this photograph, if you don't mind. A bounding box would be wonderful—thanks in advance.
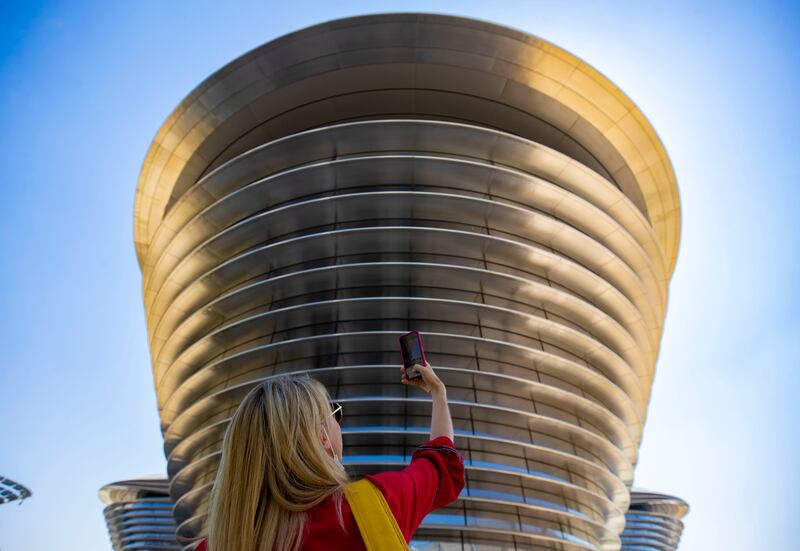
[621,490,688,551]
[133,13,681,551]
[98,477,181,551]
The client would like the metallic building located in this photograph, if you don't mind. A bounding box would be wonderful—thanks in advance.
[0,476,31,505]
[621,490,688,550]
[133,13,681,550]
[98,476,181,551]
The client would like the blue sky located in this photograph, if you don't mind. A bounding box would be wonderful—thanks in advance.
[0,1,797,549]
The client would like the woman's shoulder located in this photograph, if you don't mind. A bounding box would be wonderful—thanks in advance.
[364,435,464,504]
[196,537,208,551]
[361,436,464,540]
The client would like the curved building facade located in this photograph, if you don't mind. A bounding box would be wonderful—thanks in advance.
[134,13,681,550]
[621,490,688,550]
[98,476,181,551]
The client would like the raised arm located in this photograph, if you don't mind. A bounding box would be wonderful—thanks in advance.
[401,361,454,441]
[367,361,463,542]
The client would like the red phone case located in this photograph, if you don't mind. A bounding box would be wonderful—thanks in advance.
[399,330,426,380]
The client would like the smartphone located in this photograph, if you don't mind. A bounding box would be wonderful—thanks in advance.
[399,330,426,381]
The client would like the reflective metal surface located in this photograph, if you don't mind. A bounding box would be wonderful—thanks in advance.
[133,13,682,551]
[0,476,31,505]
[135,14,680,277]
[98,476,181,551]
[621,490,689,550]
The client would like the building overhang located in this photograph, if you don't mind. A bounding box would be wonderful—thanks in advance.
[133,12,680,278]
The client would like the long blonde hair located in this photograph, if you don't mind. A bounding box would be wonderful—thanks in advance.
[205,374,350,551]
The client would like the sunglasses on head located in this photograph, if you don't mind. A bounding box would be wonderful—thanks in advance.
[329,401,343,423]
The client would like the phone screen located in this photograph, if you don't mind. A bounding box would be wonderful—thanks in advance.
[400,332,424,368]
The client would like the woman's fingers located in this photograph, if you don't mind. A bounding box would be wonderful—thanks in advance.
[406,364,431,393]
[413,361,443,393]
[400,363,434,393]
[401,368,423,385]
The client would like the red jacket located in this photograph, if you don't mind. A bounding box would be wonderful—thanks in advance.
[197,436,464,550]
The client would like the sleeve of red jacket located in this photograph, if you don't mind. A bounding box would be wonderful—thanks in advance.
[364,435,465,543]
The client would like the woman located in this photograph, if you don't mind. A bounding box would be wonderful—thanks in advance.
[197,361,464,551]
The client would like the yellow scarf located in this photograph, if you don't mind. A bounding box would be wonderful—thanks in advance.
[343,479,409,551]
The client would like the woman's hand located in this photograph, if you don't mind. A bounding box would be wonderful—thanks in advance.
[400,361,445,396]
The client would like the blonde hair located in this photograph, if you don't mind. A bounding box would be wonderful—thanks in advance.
[205,374,350,551]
